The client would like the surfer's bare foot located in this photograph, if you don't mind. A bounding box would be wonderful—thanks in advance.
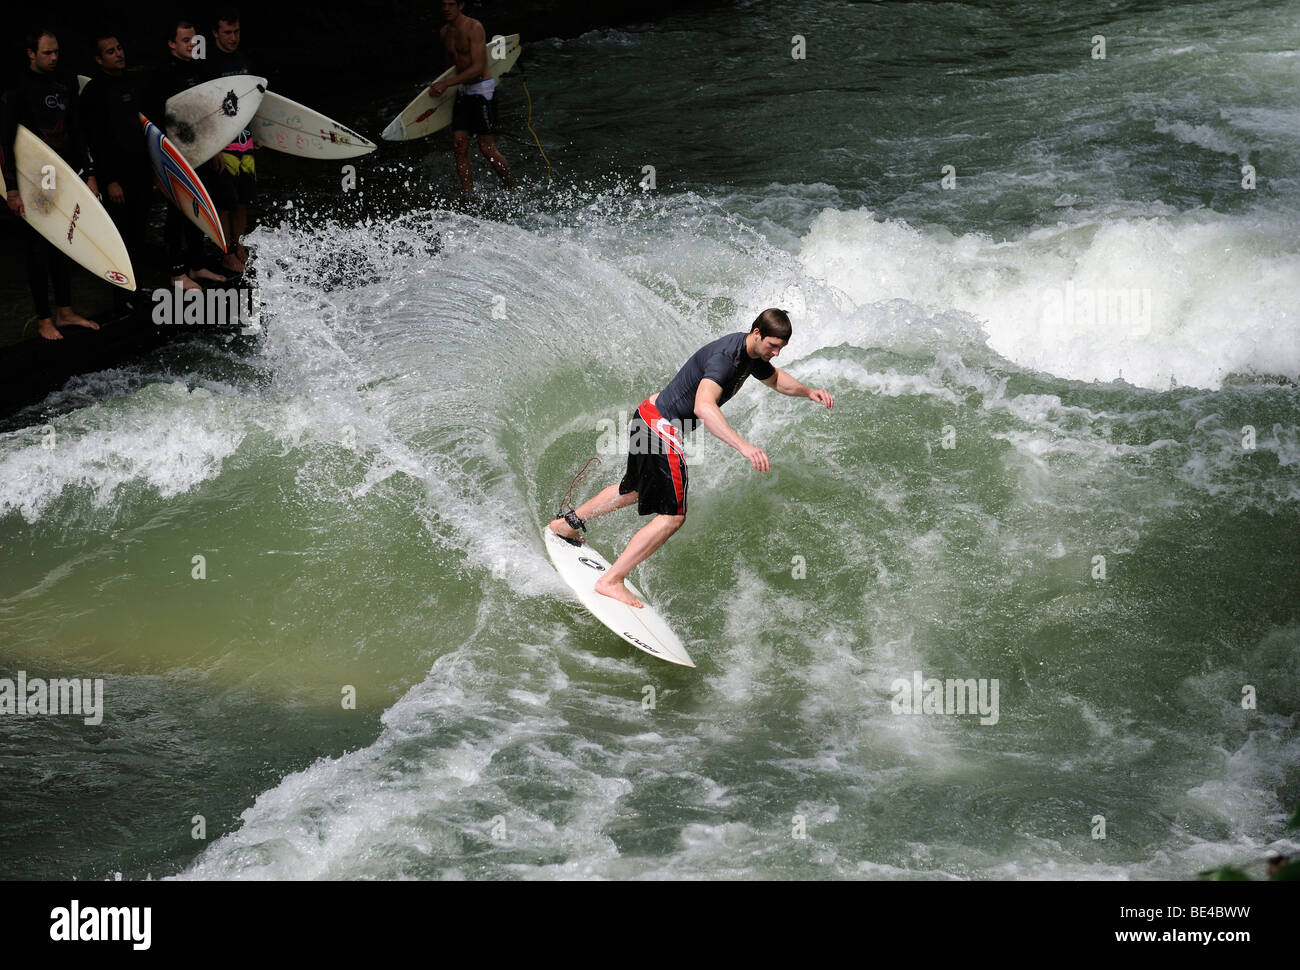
[55,308,99,331]
[594,576,643,609]
[192,267,227,283]
[173,273,202,292]
[548,517,584,546]
[221,254,246,273]
[37,317,63,340]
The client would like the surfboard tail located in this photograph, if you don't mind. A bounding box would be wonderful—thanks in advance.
[542,529,695,668]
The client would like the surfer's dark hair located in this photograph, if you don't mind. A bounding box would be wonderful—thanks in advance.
[214,7,241,27]
[25,27,57,54]
[751,308,792,341]
[167,18,196,42]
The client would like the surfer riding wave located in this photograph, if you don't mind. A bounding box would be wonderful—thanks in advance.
[549,308,835,608]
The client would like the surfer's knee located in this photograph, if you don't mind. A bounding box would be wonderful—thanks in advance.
[476,137,496,156]
[452,132,469,153]
[661,514,685,534]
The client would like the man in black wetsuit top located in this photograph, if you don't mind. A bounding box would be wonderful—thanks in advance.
[549,308,835,608]
[81,31,152,311]
[205,7,256,275]
[147,18,226,290]
[1,28,101,340]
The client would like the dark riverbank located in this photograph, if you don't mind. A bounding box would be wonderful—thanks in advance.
[3,1,709,92]
[0,0,713,416]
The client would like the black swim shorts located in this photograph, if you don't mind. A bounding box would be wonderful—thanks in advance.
[452,91,498,136]
[618,398,688,517]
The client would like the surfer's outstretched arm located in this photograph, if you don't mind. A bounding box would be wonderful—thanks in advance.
[762,368,835,409]
[694,379,770,472]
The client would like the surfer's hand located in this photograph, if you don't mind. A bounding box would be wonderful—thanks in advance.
[86,175,99,198]
[6,191,23,219]
[430,80,448,97]
[809,388,835,409]
[740,443,770,473]
[107,181,125,205]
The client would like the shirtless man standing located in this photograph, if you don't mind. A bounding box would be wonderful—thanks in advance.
[428,0,516,193]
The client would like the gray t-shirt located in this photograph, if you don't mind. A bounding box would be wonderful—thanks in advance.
[655,332,775,425]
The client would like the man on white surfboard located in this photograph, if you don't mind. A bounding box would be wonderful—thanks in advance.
[549,309,835,609]
[428,0,516,193]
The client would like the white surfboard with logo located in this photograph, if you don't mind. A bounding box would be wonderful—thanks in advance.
[542,528,694,667]
[382,33,522,141]
[252,91,377,158]
[165,75,267,165]
[12,124,135,290]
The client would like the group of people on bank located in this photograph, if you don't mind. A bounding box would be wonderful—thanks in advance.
[3,1,516,342]
[2,11,258,340]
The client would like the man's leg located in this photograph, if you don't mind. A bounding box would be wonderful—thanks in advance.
[165,206,200,291]
[218,209,235,270]
[109,174,150,311]
[595,513,685,609]
[476,136,515,189]
[50,247,97,332]
[186,220,225,283]
[452,130,473,192]
[231,201,248,265]
[549,483,636,541]
[25,229,60,339]
[235,152,255,265]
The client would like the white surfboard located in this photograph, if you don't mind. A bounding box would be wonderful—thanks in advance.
[382,33,521,141]
[165,75,267,165]
[252,91,376,159]
[13,125,135,290]
[542,528,695,667]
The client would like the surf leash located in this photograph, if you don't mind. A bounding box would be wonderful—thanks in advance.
[520,79,552,181]
[554,456,601,536]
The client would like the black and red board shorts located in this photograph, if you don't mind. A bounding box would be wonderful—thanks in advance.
[452,92,498,136]
[619,398,688,516]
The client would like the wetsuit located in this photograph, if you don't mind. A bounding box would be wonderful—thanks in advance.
[204,46,257,209]
[621,332,777,516]
[147,54,209,277]
[81,68,151,308]
[1,68,92,321]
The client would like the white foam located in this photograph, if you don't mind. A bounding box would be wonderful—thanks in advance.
[796,207,1300,390]
[0,382,248,523]
[1154,117,1247,158]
